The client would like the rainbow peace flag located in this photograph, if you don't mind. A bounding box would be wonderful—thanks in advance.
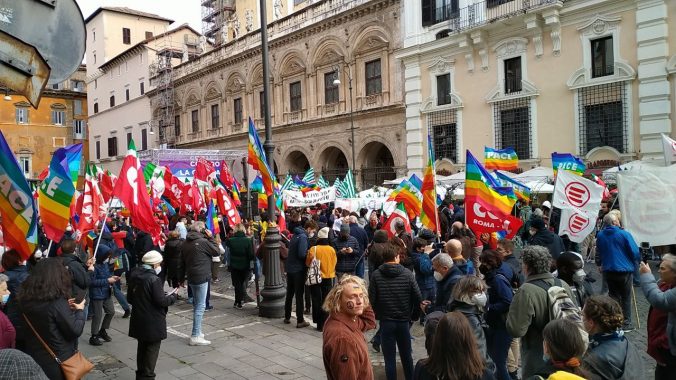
[466,150,516,216]
[231,178,242,206]
[551,152,585,177]
[484,147,518,171]
[420,134,438,232]
[61,144,82,189]
[247,118,274,196]
[493,171,531,202]
[0,130,38,259]
[388,179,421,219]
[38,146,76,242]
[205,199,220,235]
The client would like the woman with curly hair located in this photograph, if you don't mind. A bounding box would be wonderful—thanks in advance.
[414,311,495,380]
[528,319,590,380]
[581,295,643,379]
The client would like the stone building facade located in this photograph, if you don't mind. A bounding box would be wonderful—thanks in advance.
[154,0,406,188]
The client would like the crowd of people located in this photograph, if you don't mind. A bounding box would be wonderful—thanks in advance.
[0,197,674,380]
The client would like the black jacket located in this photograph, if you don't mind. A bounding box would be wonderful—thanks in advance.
[528,230,565,261]
[430,265,465,313]
[62,253,90,301]
[133,231,154,262]
[503,254,524,288]
[163,237,183,280]
[369,263,422,321]
[127,266,177,342]
[180,231,219,285]
[19,298,85,380]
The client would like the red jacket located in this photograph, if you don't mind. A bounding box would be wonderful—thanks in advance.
[111,231,127,249]
[0,310,16,349]
[647,282,674,364]
[322,307,376,380]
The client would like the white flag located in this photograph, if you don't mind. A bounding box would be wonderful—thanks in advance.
[662,133,676,165]
[552,170,605,215]
[558,208,598,243]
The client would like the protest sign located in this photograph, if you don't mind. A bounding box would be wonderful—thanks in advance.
[283,187,336,207]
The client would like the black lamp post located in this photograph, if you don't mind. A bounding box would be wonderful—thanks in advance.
[333,65,357,174]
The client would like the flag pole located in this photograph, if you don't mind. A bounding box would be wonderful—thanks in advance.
[92,196,115,258]
[45,240,53,256]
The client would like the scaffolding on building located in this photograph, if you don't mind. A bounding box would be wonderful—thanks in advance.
[201,0,236,46]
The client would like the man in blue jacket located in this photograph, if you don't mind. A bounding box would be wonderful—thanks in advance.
[411,238,435,325]
[596,212,640,330]
[284,220,317,328]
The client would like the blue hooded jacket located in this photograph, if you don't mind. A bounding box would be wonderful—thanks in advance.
[596,226,639,273]
[411,251,435,290]
[286,226,308,274]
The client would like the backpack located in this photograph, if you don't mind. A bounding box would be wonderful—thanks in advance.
[305,247,322,286]
[533,279,589,345]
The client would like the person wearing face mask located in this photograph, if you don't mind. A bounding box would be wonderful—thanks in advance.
[0,274,16,349]
[127,250,178,380]
[479,250,514,380]
[527,218,565,264]
[529,319,590,380]
[421,253,465,314]
[447,276,495,374]
[556,251,594,308]
[364,212,381,244]
[88,248,120,346]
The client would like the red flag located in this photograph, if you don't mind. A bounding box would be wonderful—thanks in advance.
[382,203,412,238]
[195,157,215,182]
[112,140,161,241]
[38,167,50,181]
[219,160,234,188]
[216,188,241,227]
[77,164,104,237]
[591,174,611,201]
[99,171,114,203]
[162,171,181,207]
[190,179,205,212]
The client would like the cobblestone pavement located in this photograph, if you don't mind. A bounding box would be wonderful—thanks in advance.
[80,261,658,379]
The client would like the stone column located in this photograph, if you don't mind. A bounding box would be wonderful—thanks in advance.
[403,58,424,174]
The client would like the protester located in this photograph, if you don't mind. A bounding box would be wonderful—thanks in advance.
[421,253,465,313]
[0,273,16,348]
[413,312,495,380]
[227,223,255,309]
[445,239,474,275]
[527,218,565,262]
[89,246,119,346]
[581,295,643,379]
[0,348,49,379]
[1,249,29,300]
[60,238,92,316]
[639,255,676,378]
[175,216,188,240]
[18,259,86,380]
[480,250,514,380]
[322,275,376,380]
[507,245,573,378]
[284,220,316,328]
[529,319,590,380]
[180,221,220,346]
[364,212,381,244]
[333,223,361,278]
[497,238,523,288]
[556,251,593,308]
[369,245,422,380]
[394,220,413,254]
[596,213,640,331]
[127,250,178,380]
[348,215,369,278]
[367,230,390,274]
[305,227,337,331]
[411,238,435,325]
[163,230,183,290]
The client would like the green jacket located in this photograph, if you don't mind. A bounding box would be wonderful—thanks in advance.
[506,272,573,379]
[227,231,254,271]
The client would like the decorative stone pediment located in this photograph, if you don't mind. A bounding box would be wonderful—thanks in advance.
[354,34,389,55]
[204,85,221,101]
[577,14,621,37]
[566,61,636,89]
[420,93,463,113]
[14,101,31,107]
[485,80,539,103]
[493,37,529,59]
[226,76,245,93]
[281,57,306,77]
[315,49,344,68]
[185,92,200,107]
[50,103,66,110]
[427,57,455,75]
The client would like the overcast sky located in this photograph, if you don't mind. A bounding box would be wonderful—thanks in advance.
[76,0,203,31]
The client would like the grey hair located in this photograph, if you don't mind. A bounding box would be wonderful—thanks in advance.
[663,254,676,272]
[522,245,551,275]
[432,253,454,269]
[349,215,358,224]
[394,220,405,230]
[533,208,544,218]
[0,273,8,284]
[603,213,618,226]
[191,221,206,232]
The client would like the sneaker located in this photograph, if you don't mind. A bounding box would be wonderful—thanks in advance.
[212,278,220,283]
[187,297,193,305]
[371,340,380,353]
[296,321,310,328]
[122,309,131,319]
[89,336,103,346]
[235,303,243,310]
[283,319,291,324]
[218,263,226,268]
[189,336,211,346]
[98,329,112,342]
[205,305,214,312]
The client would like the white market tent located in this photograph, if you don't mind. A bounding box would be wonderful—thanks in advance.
[515,166,554,183]
[602,159,661,175]
[357,187,392,198]
[525,180,554,194]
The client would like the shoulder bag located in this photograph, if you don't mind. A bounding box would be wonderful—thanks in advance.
[305,246,322,286]
[23,313,94,380]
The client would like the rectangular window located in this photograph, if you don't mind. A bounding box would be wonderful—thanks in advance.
[52,83,61,90]
[211,104,220,129]
[73,100,83,116]
[578,82,627,154]
[436,73,451,105]
[126,132,132,147]
[107,137,118,157]
[96,140,101,160]
[494,97,531,159]
[93,102,99,114]
[428,109,458,162]
[324,71,339,104]
[109,95,115,107]
[140,82,145,95]
[123,28,131,44]
[15,108,29,124]
[73,120,86,138]
[141,128,148,151]
[504,57,522,94]
[93,54,96,64]
[290,81,302,112]
[259,91,265,118]
[191,109,199,132]
[174,115,181,137]
[145,31,153,39]
[125,89,130,101]
[487,0,512,7]
[20,157,30,177]
[71,80,84,91]
[234,98,243,124]
[365,59,382,96]
[51,110,65,125]
[591,36,614,78]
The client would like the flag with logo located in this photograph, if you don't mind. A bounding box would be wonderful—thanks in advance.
[484,147,518,171]
[61,143,82,189]
[302,168,316,185]
[387,179,421,219]
[333,178,343,197]
[0,130,39,259]
[663,133,676,165]
[77,163,105,236]
[552,152,586,177]
[195,157,216,182]
[493,171,531,202]
[317,175,330,189]
[382,202,412,238]
[247,118,275,196]
[558,208,598,243]
[420,134,438,233]
[341,170,356,198]
[38,146,76,242]
[552,170,605,243]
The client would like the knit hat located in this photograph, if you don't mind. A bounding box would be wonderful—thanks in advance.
[373,230,389,243]
[531,217,546,231]
[317,227,330,239]
[142,250,163,265]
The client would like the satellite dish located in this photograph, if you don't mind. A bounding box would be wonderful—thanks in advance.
[0,0,86,85]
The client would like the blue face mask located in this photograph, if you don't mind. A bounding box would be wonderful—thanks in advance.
[542,353,550,363]
[1,294,9,304]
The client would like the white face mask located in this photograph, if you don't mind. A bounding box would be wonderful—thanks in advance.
[472,292,488,308]
[433,271,444,282]
[529,229,537,236]
[154,267,162,275]
[573,269,586,281]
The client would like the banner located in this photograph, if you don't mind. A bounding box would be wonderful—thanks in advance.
[558,208,598,244]
[551,152,585,177]
[551,170,604,215]
[618,165,676,246]
[283,186,336,207]
[334,197,396,214]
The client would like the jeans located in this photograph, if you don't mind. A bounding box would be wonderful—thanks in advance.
[136,340,161,379]
[604,271,633,325]
[487,327,513,380]
[381,319,414,380]
[221,241,230,266]
[91,297,114,336]
[231,268,250,305]
[189,281,209,337]
[113,281,130,311]
[633,261,641,286]
[284,271,306,323]
[311,279,334,330]
[188,281,211,308]
[355,257,365,279]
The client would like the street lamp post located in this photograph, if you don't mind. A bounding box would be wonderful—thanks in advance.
[258,0,285,318]
[333,66,357,175]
